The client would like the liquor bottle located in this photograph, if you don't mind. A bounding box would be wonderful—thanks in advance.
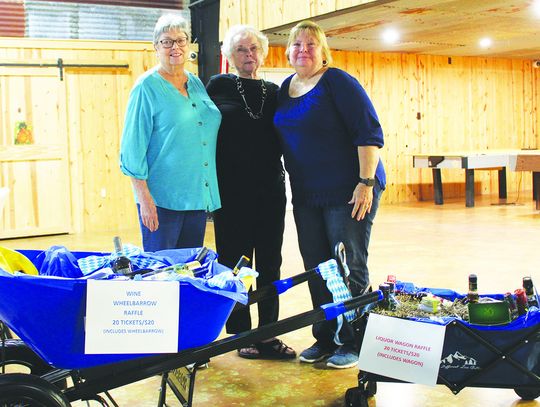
[387,274,397,293]
[111,236,133,276]
[232,255,250,275]
[522,277,539,308]
[467,274,479,303]
[504,292,518,319]
[385,278,400,310]
[515,288,528,316]
[379,283,391,310]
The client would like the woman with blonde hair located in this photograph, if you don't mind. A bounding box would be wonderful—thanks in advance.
[274,20,386,369]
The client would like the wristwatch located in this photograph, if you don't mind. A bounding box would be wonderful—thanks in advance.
[359,177,375,187]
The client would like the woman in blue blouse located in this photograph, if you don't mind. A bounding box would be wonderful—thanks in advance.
[274,20,386,369]
[120,14,221,252]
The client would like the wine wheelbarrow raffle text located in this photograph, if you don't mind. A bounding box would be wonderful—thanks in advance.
[85,280,180,354]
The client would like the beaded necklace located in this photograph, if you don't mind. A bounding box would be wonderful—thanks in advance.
[235,76,267,120]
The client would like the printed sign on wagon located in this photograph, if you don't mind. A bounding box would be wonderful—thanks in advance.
[358,313,446,386]
[85,280,180,354]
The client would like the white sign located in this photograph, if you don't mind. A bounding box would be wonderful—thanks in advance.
[358,313,446,386]
[85,280,180,354]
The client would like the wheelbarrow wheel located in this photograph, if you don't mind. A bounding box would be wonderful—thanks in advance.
[0,373,71,407]
[0,321,13,340]
[514,387,540,400]
[0,339,67,389]
[1,339,53,375]
[344,387,369,407]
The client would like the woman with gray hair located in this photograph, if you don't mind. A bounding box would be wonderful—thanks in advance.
[120,14,221,252]
[206,25,295,360]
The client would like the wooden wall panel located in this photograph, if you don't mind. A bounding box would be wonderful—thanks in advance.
[2,36,539,238]
[262,46,540,205]
[0,38,198,237]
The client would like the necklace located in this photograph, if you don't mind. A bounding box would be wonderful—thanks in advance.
[235,76,267,120]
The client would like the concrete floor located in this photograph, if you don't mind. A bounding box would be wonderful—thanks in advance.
[1,195,540,406]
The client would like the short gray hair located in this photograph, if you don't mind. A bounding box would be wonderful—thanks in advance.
[221,25,269,61]
[153,14,191,46]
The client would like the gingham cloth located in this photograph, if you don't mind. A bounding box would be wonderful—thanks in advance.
[77,244,168,275]
[317,259,357,345]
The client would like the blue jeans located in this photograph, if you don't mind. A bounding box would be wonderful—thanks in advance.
[137,205,207,252]
[293,182,382,350]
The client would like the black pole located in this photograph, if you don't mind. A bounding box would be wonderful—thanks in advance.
[189,0,220,85]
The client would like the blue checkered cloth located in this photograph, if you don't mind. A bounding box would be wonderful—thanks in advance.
[317,259,357,346]
[78,244,169,275]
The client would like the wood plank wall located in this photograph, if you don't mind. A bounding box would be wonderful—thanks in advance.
[1,37,539,237]
[218,0,377,38]
[265,47,540,204]
[0,38,198,235]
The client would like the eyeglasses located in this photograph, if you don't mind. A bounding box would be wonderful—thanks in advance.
[159,37,189,48]
[235,46,262,55]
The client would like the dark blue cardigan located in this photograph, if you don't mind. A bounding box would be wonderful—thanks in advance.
[274,68,386,207]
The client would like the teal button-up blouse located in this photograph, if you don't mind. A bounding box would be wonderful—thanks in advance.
[120,67,222,212]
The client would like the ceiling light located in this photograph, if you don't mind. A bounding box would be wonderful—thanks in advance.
[382,28,400,44]
[533,0,540,17]
[479,37,492,48]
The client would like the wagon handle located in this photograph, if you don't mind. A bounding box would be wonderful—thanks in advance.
[321,290,383,321]
[334,241,351,291]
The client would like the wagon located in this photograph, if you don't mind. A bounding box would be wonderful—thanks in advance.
[345,282,540,407]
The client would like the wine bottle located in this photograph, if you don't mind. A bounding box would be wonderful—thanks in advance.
[515,288,528,316]
[172,247,209,276]
[111,236,133,276]
[232,255,250,275]
[183,246,208,271]
[378,283,390,310]
[504,292,518,319]
[386,275,397,293]
[467,274,479,303]
[133,247,211,279]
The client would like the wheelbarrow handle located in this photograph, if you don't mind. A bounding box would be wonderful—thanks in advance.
[237,267,320,308]
[65,291,383,400]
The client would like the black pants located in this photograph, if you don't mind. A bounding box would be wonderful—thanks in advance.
[213,188,286,334]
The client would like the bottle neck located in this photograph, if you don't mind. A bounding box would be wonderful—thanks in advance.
[113,236,123,255]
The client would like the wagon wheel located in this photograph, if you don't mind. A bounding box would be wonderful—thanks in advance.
[365,380,377,397]
[514,387,540,400]
[0,339,67,389]
[0,373,71,407]
[344,387,369,407]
